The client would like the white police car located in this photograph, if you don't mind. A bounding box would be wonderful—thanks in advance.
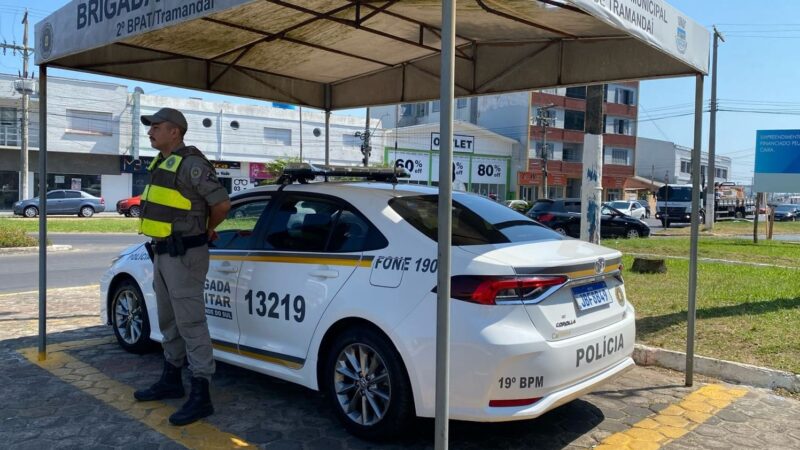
[100,165,635,440]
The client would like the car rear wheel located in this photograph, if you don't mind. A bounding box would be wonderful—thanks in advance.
[23,206,38,218]
[79,206,95,218]
[626,228,640,239]
[111,279,154,354]
[323,327,413,441]
[129,205,141,217]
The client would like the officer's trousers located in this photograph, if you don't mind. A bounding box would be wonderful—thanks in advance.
[153,244,215,380]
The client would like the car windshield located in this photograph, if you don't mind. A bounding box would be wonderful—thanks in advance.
[389,194,563,245]
[530,201,555,212]
[610,201,630,210]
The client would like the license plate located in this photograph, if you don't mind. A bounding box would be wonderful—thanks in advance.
[572,281,611,311]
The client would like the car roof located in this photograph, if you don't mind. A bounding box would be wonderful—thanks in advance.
[231,182,477,203]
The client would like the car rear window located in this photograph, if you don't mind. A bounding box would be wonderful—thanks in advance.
[388,194,563,245]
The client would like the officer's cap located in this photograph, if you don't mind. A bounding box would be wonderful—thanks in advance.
[141,108,188,134]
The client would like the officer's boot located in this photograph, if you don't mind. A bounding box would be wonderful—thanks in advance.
[133,361,185,401]
[169,377,214,426]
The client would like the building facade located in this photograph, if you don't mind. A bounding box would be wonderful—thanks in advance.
[0,74,384,210]
[522,83,640,202]
[635,136,732,187]
[384,121,518,200]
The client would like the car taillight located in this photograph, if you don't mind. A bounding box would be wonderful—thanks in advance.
[100,197,105,205]
[449,275,568,305]
[537,213,555,222]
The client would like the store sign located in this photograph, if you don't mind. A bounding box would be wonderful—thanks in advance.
[231,177,252,193]
[249,163,273,180]
[120,156,154,174]
[754,130,800,193]
[213,161,241,177]
[430,133,475,153]
[431,154,470,184]
[392,151,428,182]
[471,157,505,184]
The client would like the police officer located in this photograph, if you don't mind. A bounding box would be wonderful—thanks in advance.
[133,108,231,426]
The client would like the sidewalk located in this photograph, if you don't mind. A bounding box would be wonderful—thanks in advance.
[1,285,799,449]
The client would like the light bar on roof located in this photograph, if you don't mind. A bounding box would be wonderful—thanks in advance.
[279,163,410,184]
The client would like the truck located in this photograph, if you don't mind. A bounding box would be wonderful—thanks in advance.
[655,182,755,227]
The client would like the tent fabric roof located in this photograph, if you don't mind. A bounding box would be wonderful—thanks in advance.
[36,0,709,110]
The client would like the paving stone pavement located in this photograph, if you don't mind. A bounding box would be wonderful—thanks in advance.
[1,286,799,449]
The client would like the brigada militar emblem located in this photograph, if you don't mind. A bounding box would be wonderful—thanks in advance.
[41,23,54,60]
[165,157,176,168]
[676,16,688,54]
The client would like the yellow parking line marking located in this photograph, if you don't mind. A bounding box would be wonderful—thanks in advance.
[595,384,748,450]
[18,338,252,449]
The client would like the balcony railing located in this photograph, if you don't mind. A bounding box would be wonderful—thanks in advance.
[0,124,38,148]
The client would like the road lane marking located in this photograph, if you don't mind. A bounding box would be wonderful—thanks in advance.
[595,384,748,450]
[18,338,252,449]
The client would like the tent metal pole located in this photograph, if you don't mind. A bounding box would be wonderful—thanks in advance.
[38,65,48,361]
[686,73,704,386]
[435,0,456,448]
[325,85,331,165]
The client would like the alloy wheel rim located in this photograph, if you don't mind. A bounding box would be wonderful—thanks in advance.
[25,208,36,217]
[333,343,391,426]
[627,229,639,238]
[114,290,142,344]
[82,207,93,216]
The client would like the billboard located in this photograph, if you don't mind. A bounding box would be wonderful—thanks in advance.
[754,130,800,193]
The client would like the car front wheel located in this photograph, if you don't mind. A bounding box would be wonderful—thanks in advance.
[323,327,413,441]
[79,206,95,217]
[129,205,141,217]
[111,279,154,354]
[626,228,641,239]
[23,206,38,218]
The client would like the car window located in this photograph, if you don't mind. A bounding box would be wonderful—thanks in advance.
[564,201,581,213]
[530,200,555,213]
[64,191,81,199]
[389,194,563,245]
[214,197,271,250]
[46,191,65,199]
[610,201,629,209]
[264,195,386,253]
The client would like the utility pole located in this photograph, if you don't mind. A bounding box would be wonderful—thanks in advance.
[356,107,372,167]
[537,104,554,199]
[580,85,604,243]
[705,26,725,230]
[3,11,34,201]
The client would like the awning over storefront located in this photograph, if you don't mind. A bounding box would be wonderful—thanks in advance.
[36,0,708,110]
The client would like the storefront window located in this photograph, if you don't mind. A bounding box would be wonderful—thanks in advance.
[34,173,102,197]
[606,189,622,201]
[0,171,19,209]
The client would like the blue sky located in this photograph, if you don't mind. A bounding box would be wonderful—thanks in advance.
[2,0,799,183]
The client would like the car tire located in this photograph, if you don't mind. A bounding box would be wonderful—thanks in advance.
[129,205,141,217]
[23,206,38,218]
[110,279,155,354]
[323,327,414,441]
[79,206,95,218]
[626,228,640,239]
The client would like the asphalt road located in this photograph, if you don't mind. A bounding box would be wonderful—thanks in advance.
[0,233,148,294]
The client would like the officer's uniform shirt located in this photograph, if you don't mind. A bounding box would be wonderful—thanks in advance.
[168,145,229,237]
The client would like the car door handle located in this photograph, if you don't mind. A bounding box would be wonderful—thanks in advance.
[215,263,238,274]
[309,269,339,278]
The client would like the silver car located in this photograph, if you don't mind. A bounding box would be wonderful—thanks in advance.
[12,190,106,218]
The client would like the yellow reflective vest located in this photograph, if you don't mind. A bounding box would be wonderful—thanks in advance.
[139,146,206,238]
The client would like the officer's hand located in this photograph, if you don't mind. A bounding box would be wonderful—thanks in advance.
[207,228,219,242]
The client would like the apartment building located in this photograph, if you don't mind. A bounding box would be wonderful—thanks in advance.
[0,73,383,209]
[635,136,732,187]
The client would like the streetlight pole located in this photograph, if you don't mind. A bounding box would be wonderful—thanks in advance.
[705,26,724,229]
[537,104,554,199]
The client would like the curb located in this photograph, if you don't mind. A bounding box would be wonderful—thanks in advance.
[634,344,800,393]
[0,245,72,255]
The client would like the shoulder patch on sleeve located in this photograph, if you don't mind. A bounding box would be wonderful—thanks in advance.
[190,166,202,179]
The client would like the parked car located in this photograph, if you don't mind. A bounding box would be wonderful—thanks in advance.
[503,199,531,213]
[773,204,800,222]
[12,190,105,218]
[527,198,650,239]
[116,195,142,217]
[101,169,635,440]
[605,200,646,220]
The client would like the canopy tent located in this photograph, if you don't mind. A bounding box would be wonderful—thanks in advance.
[36,1,709,447]
[36,0,708,108]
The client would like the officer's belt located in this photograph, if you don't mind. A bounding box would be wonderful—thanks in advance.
[152,234,208,255]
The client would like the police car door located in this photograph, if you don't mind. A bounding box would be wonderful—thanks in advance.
[236,193,362,370]
[206,195,272,356]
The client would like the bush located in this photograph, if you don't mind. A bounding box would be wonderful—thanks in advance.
[0,224,37,248]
